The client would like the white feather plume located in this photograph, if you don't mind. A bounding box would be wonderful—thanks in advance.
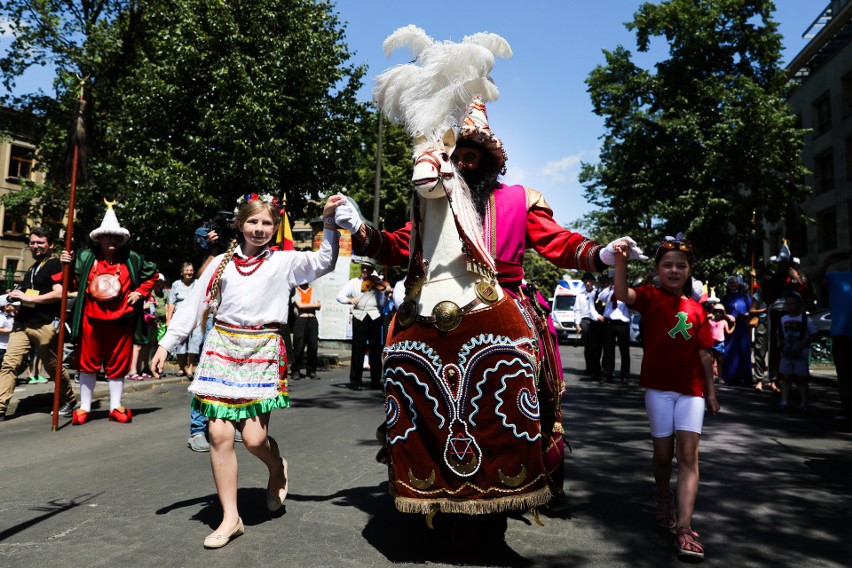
[382,24,433,58]
[373,26,512,139]
[462,32,513,59]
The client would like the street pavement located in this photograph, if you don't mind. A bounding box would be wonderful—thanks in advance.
[0,345,850,567]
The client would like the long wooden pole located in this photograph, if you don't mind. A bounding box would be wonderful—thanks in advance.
[51,82,84,431]
[749,210,756,302]
[372,112,383,226]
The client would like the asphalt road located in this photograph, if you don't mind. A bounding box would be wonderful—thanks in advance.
[0,345,849,567]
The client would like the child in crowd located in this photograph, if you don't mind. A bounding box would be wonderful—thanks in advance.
[707,302,735,382]
[151,193,342,549]
[614,234,719,561]
[778,291,816,412]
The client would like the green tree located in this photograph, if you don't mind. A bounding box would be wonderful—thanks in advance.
[523,251,570,295]
[0,0,368,276]
[343,110,414,231]
[579,0,808,277]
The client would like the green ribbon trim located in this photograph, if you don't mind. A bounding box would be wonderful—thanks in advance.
[191,393,290,421]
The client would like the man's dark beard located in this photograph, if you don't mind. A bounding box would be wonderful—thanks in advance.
[461,168,501,219]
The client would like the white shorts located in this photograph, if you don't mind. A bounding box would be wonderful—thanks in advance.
[779,357,809,378]
[645,388,705,438]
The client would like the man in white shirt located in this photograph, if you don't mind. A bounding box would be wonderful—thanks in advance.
[597,272,632,384]
[336,260,387,390]
[574,272,604,379]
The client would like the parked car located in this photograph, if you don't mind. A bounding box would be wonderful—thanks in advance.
[811,309,831,336]
[808,310,833,364]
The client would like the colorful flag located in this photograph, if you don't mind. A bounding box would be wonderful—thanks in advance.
[278,210,295,250]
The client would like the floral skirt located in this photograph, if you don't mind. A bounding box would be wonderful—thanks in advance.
[188,321,289,421]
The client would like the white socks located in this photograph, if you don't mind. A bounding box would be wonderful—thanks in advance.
[78,372,96,412]
[77,373,125,412]
[108,378,124,411]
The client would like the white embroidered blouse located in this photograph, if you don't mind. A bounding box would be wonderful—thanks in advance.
[159,229,339,353]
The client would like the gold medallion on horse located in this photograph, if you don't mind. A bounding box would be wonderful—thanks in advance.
[432,301,462,332]
[475,280,499,304]
[397,300,419,327]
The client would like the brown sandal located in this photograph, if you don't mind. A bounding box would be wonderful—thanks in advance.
[655,491,676,530]
[675,527,705,559]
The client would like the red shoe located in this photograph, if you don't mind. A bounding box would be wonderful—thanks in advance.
[108,407,133,423]
[71,409,90,425]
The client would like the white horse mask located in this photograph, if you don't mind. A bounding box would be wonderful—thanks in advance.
[412,129,457,198]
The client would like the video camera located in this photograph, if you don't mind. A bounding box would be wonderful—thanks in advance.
[194,210,236,251]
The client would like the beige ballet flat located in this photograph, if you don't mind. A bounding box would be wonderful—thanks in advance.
[267,458,289,512]
[203,518,244,549]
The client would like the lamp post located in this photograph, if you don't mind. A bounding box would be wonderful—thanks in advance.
[372,112,383,227]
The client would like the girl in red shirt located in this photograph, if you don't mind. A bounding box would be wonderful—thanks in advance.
[614,235,719,561]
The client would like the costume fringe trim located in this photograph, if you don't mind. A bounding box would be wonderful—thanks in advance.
[552,422,564,435]
[394,486,552,515]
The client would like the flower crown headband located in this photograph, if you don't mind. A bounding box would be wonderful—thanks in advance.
[234,193,280,214]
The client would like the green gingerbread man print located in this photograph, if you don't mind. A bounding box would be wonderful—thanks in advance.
[668,312,693,340]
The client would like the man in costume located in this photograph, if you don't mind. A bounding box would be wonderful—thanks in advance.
[63,201,159,424]
[337,97,641,501]
[0,228,77,421]
[336,259,387,390]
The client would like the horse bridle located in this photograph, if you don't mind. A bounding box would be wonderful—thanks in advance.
[413,147,456,192]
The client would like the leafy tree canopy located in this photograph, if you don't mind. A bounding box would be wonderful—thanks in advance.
[0,0,369,277]
[579,0,809,279]
[523,250,572,296]
[343,111,414,231]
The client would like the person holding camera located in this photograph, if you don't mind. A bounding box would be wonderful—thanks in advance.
[0,227,78,421]
[61,201,159,425]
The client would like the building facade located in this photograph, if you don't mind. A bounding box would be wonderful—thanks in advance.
[0,108,43,289]
[784,0,852,285]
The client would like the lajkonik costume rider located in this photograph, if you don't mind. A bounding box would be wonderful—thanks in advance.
[338,26,642,515]
[353,99,612,501]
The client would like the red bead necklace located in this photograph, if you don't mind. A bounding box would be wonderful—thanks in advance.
[232,253,266,276]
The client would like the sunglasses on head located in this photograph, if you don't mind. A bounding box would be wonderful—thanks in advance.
[658,240,693,253]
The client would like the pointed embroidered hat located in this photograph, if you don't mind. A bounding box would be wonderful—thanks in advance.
[89,199,130,243]
[458,96,507,173]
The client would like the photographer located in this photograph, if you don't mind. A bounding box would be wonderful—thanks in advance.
[194,210,236,255]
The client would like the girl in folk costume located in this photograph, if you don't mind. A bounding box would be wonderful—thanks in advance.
[613,234,720,561]
[151,193,342,549]
[61,200,159,425]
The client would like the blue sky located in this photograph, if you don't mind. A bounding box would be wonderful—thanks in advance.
[2,1,821,226]
[334,0,818,226]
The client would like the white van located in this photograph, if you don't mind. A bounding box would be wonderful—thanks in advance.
[550,279,583,343]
